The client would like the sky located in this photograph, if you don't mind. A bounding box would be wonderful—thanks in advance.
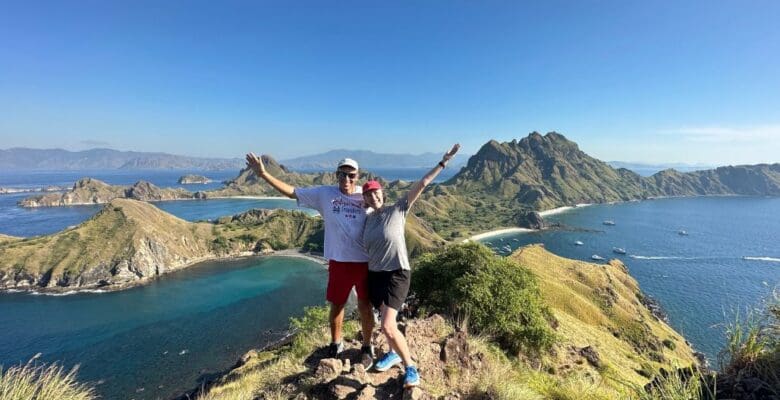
[1,1,779,165]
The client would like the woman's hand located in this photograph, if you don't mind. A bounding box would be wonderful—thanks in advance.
[245,152,266,177]
[442,144,460,164]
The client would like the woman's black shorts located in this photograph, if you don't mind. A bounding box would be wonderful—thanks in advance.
[367,268,410,311]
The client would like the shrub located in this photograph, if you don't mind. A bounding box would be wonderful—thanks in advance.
[412,242,555,354]
[210,235,230,253]
[289,305,330,358]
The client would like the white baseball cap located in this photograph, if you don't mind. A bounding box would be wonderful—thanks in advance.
[336,158,359,170]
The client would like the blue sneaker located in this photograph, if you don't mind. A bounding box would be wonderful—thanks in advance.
[373,351,402,372]
[404,365,420,388]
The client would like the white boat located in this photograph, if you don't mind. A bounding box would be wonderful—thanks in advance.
[678,230,689,236]
[574,240,584,246]
[612,247,627,255]
[603,220,616,226]
[591,255,605,261]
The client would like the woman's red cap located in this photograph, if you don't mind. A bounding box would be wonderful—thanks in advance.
[362,180,382,192]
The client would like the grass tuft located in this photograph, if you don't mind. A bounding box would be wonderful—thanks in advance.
[0,356,96,400]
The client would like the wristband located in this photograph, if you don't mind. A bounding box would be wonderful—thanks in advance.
[438,161,446,168]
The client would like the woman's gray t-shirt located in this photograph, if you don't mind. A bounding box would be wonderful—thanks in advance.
[362,197,411,272]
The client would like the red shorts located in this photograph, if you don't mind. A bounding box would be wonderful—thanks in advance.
[326,260,369,305]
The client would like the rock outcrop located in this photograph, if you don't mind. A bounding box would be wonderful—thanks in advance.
[178,174,212,184]
[18,178,196,207]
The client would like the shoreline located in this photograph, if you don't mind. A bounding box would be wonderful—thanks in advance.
[0,248,327,296]
[467,203,594,241]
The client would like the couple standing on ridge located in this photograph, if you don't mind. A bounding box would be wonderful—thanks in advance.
[245,144,459,389]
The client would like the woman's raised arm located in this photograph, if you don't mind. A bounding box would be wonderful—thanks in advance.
[405,144,460,207]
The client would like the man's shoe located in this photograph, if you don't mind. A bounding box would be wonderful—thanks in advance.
[359,345,374,369]
[373,350,402,372]
[328,342,344,358]
[404,365,420,388]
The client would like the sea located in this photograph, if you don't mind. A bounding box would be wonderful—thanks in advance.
[0,169,778,399]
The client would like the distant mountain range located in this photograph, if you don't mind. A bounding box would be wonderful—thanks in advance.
[0,147,471,171]
[0,148,244,170]
[280,149,469,170]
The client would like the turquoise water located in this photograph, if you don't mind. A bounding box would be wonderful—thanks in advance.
[0,194,313,238]
[0,256,328,399]
[480,196,780,364]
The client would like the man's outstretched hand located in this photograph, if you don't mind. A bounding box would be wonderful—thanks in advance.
[245,152,266,177]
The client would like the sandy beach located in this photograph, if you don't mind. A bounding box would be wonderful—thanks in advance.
[467,203,594,241]
[538,203,592,217]
[467,227,536,241]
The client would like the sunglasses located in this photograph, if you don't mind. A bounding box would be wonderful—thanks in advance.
[336,171,358,180]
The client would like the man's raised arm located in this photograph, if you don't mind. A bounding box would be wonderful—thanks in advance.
[245,152,297,199]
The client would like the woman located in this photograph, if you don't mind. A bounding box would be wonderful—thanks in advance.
[361,144,459,388]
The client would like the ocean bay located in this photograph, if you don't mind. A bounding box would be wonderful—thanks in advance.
[0,256,328,400]
[479,196,780,363]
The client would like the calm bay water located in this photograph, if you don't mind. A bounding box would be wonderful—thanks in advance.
[480,196,780,363]
[0,256,328,400]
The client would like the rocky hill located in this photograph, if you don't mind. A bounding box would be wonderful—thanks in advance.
[0,199,441,292]
[18,178,202,207]
[191,244,700,400]
[410,132,780,238]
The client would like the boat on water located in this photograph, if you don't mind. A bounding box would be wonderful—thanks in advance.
[574,240,584,246]
[678,230,689,236]
[612,247,627,255]
[591,254,605,261]
[603,220,616,226]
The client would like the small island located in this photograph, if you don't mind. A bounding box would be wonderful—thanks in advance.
[178,174,213,184]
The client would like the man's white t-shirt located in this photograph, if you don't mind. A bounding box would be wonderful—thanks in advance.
[295,186,369,262]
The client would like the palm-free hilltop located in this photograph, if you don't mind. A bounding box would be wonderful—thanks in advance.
[191,243,713,400]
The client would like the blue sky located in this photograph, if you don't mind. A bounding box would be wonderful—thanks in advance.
[1,1,778,164]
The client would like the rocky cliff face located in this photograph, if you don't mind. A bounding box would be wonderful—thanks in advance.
[18,178,196,207]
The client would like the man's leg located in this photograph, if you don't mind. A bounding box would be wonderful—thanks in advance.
[357,298,374,347]
[329,301,346,344]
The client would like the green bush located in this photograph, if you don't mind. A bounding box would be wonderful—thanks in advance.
[210,235,230,253]
[412,242,555,355]
[289,305,330,357]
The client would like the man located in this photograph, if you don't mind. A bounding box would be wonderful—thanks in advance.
[245,153,375,367]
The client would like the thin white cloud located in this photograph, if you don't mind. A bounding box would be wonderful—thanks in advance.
[661,125,780,143]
